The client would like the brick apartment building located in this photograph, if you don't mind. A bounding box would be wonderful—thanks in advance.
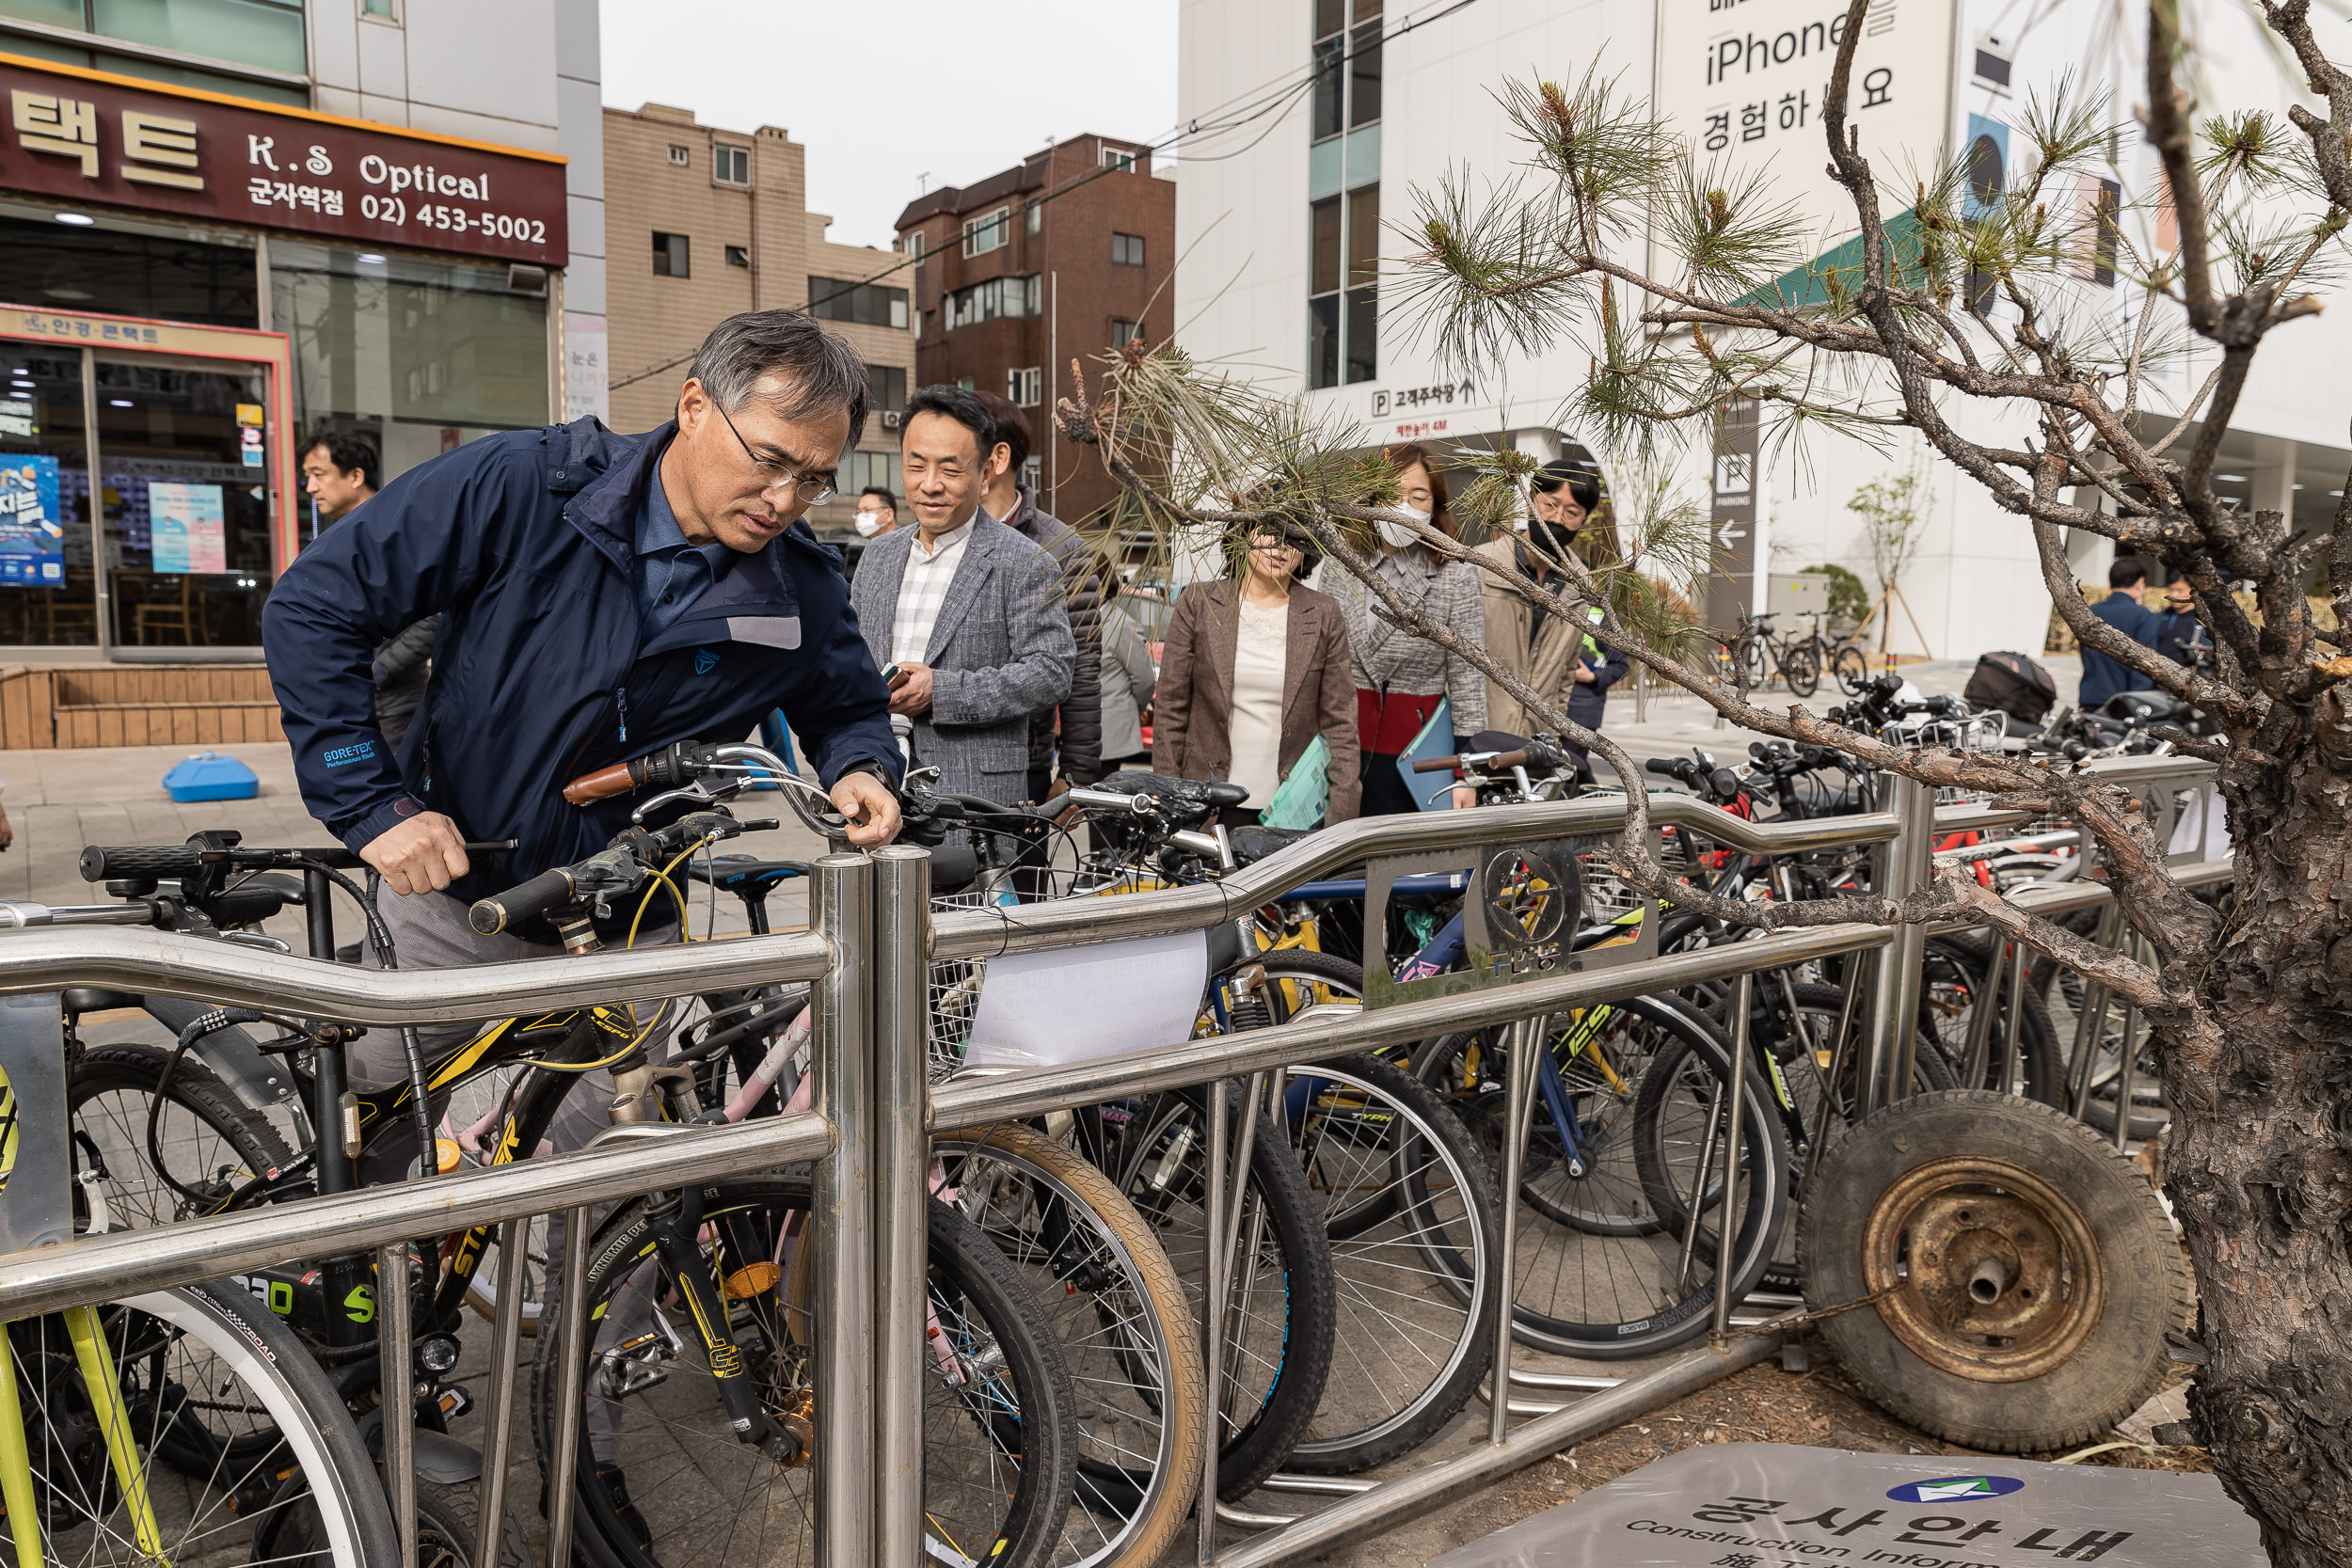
[895,135,1174,527]
[603,103,916,540]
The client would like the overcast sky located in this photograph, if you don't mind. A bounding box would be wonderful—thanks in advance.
[599,0,1181,253]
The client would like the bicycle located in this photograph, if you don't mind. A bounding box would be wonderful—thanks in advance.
[0,1002,399,1568]
[1726,610,1818,697]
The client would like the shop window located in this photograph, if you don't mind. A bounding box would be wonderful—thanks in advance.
[714,145,751,185]
[272,238,551,485]
[0,213,256,329]
[654,231,690,277]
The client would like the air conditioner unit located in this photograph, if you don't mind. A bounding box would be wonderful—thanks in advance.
[880,409,902,429]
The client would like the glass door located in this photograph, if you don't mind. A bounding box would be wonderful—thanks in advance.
[93,356,276,649]
[0,345,98,646]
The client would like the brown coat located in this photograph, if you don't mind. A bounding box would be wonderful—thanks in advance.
[1151,579,1361,823]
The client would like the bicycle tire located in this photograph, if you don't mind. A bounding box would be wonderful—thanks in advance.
[13,1282,397,1568]
[1781,642,1820,698]
[532,1177,1077,1568]
[1424,997,1790,1358]
[1920,936,2063,1105]
[1833,643,1871,696]
[1280,1052,1500,1474]
[415,1474,533,1568]
[66,1042,294,1230]
[1103,1085,1337,1501]
[1734,634,1769,691]
[933,1122,1206,1568]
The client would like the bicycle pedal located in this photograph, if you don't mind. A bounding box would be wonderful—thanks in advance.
[434,1383,474,1421]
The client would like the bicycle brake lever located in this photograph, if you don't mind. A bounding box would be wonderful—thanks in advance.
[632,781,723,825]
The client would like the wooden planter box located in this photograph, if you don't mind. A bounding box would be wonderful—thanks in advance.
[0,664,283,750]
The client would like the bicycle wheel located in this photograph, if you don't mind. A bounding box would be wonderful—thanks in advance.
[1102,1086,1336,1501]
[1919,937,2063,1104]
[1833,643,1871,696]
[1279,1053,1500,1474]
[2045,965,2167,1139]
[934,1123,1205,1568]
[443,1059,552,1337]
[531,1178,1077,1568]
[1418,997,1790,1358]
[5,1282,395,1568]
[1781,643,1820,698]
[1734,634,1770,691]
[66,1042,293,1229]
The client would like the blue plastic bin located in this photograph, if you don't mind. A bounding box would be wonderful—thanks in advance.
[163,751,259,803]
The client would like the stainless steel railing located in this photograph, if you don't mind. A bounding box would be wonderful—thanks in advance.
[0,752,2227,1568]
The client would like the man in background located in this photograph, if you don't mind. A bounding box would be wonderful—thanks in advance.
[975,391,1103,794]
[854,485,899,538]
[2152,578,2204,668]
[2077,558,2159,709]
[300,430,435,753]
[849,385,1073,807]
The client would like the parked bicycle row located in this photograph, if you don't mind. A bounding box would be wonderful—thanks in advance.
[3,716,2204,1568]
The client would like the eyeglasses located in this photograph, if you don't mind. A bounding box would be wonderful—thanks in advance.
[713,402,837,506]
[1248,541,1297,555]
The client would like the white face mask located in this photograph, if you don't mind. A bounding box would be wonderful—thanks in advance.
[853,512,890,538]
[1377,506,1430,549]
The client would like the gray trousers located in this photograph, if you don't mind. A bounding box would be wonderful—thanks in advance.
[351,885,678,1465]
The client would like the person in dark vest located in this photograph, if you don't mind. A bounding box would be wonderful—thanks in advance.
[300,430,437,753]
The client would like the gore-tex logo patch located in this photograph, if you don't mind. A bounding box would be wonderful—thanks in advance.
[695,648,719,674]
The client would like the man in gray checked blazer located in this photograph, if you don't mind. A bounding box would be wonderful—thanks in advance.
[850,385,1074,807]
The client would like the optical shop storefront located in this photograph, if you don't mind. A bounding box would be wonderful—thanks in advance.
[0,52,567,661]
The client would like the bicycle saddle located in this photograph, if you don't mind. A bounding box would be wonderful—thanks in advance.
[1094,769,1251,810]
[1226,825,1312,866]
[684,855,810,892]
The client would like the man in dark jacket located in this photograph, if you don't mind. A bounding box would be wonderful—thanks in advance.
[975,392,1103,794]
[2077,559,2160,709]
[2151,578,2203,667]
[264,309,900,1135]
[300,429,436,752]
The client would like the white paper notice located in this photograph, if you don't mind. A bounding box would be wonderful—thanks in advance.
[964,929,1210,1070]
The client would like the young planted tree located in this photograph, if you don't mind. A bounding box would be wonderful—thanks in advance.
[1849,455,1936,655]
[1060,0,2352,1557]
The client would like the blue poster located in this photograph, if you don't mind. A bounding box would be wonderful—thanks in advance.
[0,455,66,587]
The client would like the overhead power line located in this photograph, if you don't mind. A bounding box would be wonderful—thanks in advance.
[608,0,1482,395]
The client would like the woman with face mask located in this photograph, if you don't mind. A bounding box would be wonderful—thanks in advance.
[1326,443,1488,814]
[1473,460,1629,781]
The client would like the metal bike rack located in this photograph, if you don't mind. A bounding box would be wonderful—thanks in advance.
[0,752,2227,1568]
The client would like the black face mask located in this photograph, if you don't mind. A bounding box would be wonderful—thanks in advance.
[1528,518,1581,562]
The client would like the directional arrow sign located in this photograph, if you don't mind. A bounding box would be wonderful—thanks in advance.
[1715,522,1748,546]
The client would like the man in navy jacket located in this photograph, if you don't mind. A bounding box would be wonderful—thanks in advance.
[2076,559,2160,710]
[264,311,899,1135]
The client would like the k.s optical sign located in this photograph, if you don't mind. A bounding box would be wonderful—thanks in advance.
[0,53,567,267]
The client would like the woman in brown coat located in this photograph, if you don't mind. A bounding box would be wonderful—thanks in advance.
[1152,527,1361,824]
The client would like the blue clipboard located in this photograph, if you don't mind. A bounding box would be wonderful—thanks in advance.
[1395,697,1454,810]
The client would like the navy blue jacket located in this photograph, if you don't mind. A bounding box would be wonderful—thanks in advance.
[2076,593,2158,710]
[262,417,898,908]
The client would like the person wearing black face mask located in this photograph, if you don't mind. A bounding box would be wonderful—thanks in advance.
[1473,460,1629,778]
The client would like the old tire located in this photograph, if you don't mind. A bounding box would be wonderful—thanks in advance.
[1797,1090,2191,1452]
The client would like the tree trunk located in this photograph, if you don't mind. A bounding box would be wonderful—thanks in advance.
[2164,717,2352,1566]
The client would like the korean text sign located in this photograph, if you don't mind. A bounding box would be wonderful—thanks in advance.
[0,53,566,267]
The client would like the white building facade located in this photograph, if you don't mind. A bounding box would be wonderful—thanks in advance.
[1175,0,2352,659]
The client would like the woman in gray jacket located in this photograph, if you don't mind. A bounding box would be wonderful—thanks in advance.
[1327,444,1486,815]
[1097,594,1157,772]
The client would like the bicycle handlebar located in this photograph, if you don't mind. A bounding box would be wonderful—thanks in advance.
[467,864,585,935]
[79,839,517,883]
[1411,748,1528,775]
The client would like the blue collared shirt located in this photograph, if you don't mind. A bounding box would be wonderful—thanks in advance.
[636,442,735,640]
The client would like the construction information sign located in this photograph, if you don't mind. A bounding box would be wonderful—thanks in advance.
[1430,1445,2260,1568]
